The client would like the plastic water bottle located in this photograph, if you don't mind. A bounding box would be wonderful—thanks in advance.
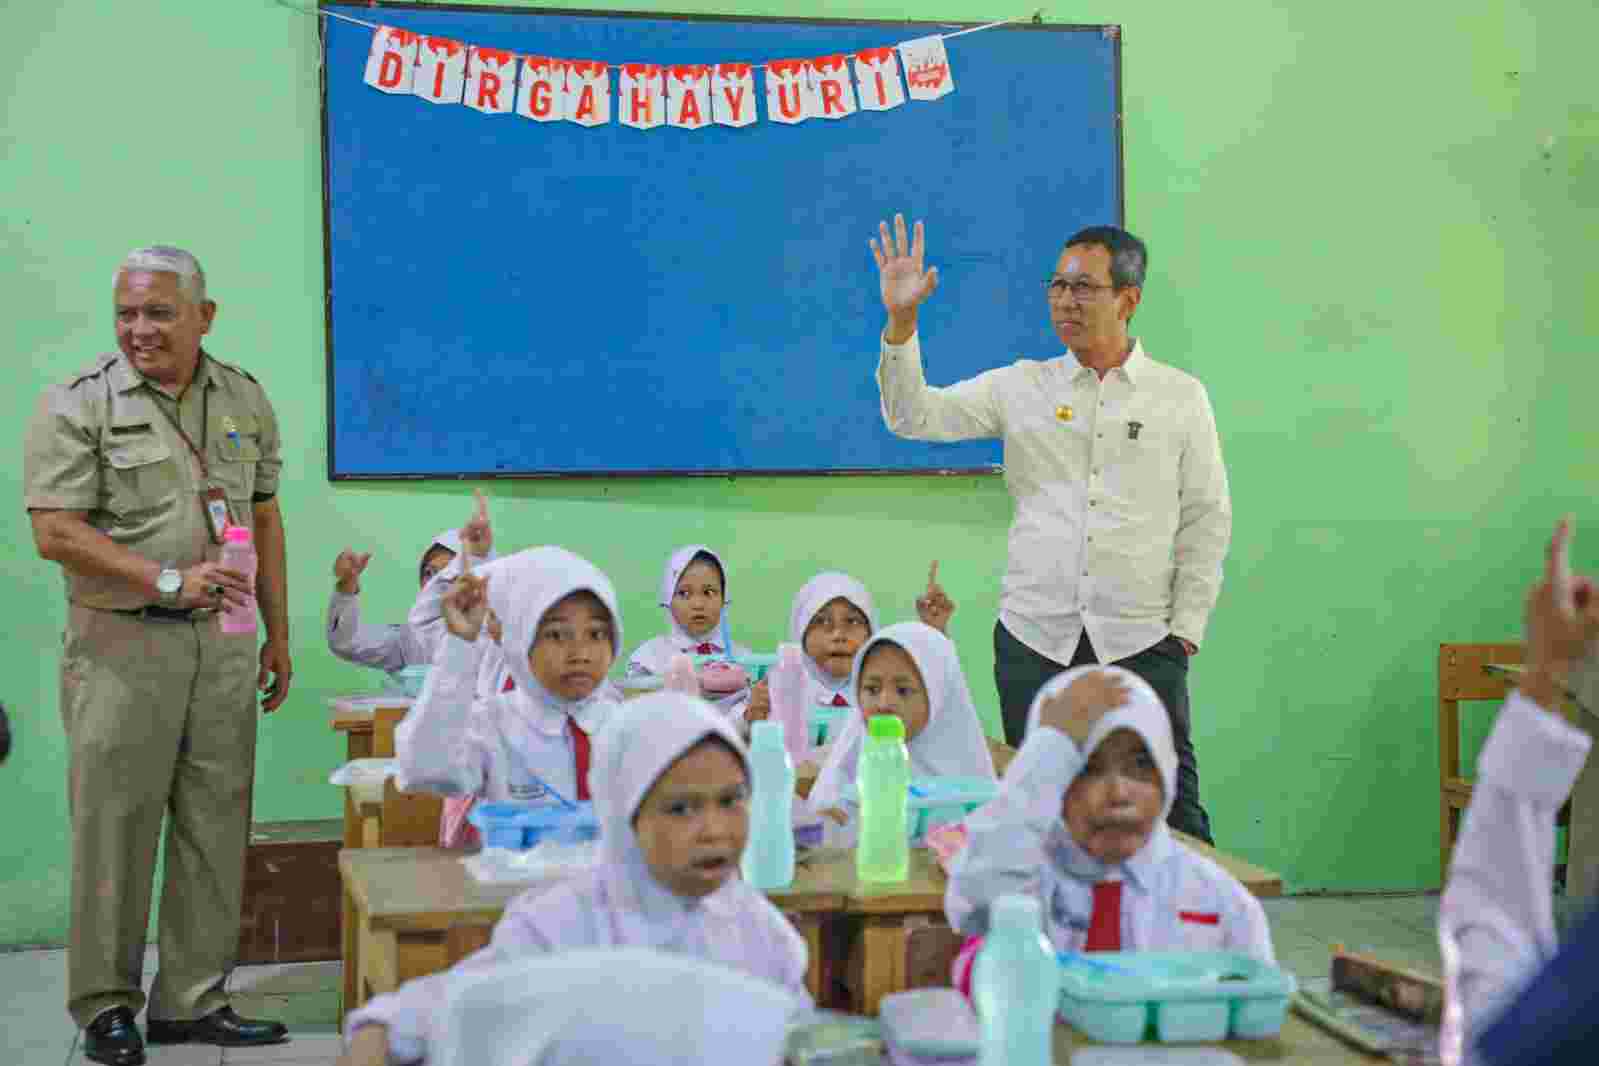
[974,894,1061,1066]
[218,525,257,636]
[768,642,812,765]
[665,653,698,695]
[740,721,796,890]
[856,714,910,882]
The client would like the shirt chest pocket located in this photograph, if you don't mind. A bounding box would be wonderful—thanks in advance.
[1112,420,1179,490]
[1173,908,1226,950]
[101,429,179,518]
[209,413,262,502]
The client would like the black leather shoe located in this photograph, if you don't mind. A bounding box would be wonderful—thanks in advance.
[84,1006,145,1066]
[146,1006,288,1047]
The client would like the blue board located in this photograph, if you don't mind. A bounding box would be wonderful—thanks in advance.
[322,5,1122,477]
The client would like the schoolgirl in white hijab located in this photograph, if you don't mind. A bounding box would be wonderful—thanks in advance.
[944,666,1273,967]
[325,529,469,672]
[396,546,622,820]
[625,545,752,710]
[349,692,809,1064]
[786,571,879,711]
[809,622,995,846]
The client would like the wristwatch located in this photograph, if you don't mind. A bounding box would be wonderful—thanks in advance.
[156,568,183,606]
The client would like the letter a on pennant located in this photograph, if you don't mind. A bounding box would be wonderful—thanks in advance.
[565,60,612,127]
[897,36,955,101]
[464,47,516,115]
[666,65,712,130]
[711,63,757,128]
[764,59,817,125]
[853,47,906,111]
[517,56,565,123]
[363,26,419,95]
[618,63,664,130]
[810,54,857,119]
[414,37,467,105]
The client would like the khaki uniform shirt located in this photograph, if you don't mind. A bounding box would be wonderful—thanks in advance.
[23,350,282,610]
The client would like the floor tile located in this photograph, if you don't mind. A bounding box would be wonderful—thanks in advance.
[221,1032,343,1063]
[70,1044,222,1066]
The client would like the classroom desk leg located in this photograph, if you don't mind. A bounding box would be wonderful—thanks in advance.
[340,879,360,1023]
[362,927,399,1004]
[851,917,908,1017]
[785,913,824,1005]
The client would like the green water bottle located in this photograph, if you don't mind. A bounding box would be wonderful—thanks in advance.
[856,714,910,882]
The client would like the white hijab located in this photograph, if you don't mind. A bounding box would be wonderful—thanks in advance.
[590,691,770,945]
[658,544,732,648]
[787,572,877,697]
[1023,665,1178,878]
[433,947,798,1066]
[809,621,995,812]
[481,547,624,745]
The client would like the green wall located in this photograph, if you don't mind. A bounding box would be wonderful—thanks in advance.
[2,0,1594,946]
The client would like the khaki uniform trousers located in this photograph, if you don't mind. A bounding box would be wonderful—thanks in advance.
[60,604,257,1027]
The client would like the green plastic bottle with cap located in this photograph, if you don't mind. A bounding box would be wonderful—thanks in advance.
[856,714,911,882]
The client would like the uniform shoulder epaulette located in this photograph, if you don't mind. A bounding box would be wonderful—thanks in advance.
[66,352,120,388]
[207,355,259,384]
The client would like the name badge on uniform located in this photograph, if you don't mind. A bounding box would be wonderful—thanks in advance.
[509,780,550,802]
[201,485,232,543]
[221,415,242,455]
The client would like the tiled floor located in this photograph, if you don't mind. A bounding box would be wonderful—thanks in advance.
[1,894,1445,1065]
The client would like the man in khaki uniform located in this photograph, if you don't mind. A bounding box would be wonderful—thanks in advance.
[25,247,293,1066]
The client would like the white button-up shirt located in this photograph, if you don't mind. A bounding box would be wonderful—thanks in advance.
[877,333,1232,663]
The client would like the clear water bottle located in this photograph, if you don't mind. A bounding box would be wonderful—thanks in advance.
[768,642,812,765]
[740,721,796,890]
[974,894,1060,1066]
[665,652,698,695]
[218,525,257,636]
[856,715,910,882]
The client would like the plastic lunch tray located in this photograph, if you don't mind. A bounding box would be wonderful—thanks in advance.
[692,652,779,681]
[467,801,600,850]
[906,777,998,840]
[1056,951,1297,1044]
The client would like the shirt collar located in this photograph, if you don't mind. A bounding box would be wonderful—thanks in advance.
[1049,819,1172,893]
[1066,338,1146,387]
[112,350,216,396]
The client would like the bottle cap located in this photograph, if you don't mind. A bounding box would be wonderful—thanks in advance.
[223,525,252,544]
[991,893,1042,932]
[867,714,905,740]
[749,720,784,750]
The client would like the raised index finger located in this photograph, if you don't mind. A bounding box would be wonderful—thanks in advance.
[473,488,489,522]
[1550,516,1574,608]
[927,560,940,592]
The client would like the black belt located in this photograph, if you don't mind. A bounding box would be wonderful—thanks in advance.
[112,605,213,623]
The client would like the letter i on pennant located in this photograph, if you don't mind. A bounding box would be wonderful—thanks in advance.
[363,26,419,95]
[711,63,757,128]
[413,36,467,104]
[853,47,906,111]
[465,47,516,114]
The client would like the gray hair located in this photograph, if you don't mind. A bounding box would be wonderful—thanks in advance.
[114,245,207,304]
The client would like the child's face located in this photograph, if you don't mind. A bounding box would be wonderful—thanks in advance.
[669,559,724,638]
[803,597,871,680]
[419,546,456,589]
[1061,729,1164,864]
[857,642,930,741]
[529,591,615,700]
[632,739,750,898]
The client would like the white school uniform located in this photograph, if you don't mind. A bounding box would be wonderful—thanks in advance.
[395,546,622,810]
[789,571,879,713]
[945,666,1274,962]
[325,530,464,672]
[625,545,752,716]
[1438,687,1592,1060]
[350,692,810,1062]
[405,532,497,671]
[810,622,996,846]
[431,948,799,1066]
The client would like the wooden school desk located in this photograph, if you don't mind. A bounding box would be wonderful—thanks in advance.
[1049,1014,1383,1064]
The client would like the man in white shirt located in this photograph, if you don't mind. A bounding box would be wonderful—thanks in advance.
[870,216,1231,843]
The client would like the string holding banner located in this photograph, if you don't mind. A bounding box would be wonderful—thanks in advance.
[281,1,1040,131]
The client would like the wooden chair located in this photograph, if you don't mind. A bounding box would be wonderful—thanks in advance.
[1438,644,1522,881]
[373,707,446,847]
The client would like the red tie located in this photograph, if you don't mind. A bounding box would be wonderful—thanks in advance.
[831,693,849,707]
[695,642,720,654]
[566,717,592,802]
[1085,881,1123,952]
[502,676,590,802]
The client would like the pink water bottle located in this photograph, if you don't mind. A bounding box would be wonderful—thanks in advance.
[769,643,812,766]
[218,525,258,636]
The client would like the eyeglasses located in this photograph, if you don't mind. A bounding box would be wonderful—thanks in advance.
[1045,277,1118,302]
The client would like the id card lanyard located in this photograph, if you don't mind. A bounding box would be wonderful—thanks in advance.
[147,360,232,543]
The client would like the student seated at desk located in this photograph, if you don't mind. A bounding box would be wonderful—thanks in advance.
[326,492,497,672]
[809,621,996,846]
[744,571,880,729]
[343,692,810,1065]
[946,666,1273,994]
[625,544,752,716]
[1439,517,1599,1066]
[397,545,623,848]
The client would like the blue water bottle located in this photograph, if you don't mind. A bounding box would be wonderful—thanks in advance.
[974,894,1061,1066]
[856,715,910,882]
[740,721,796,890]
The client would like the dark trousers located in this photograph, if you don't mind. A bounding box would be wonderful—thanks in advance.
[993,620,1214,844]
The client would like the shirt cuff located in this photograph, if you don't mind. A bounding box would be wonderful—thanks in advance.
[23,493,99,511]
[1477,690,1592,805]
[880,331,920,358]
